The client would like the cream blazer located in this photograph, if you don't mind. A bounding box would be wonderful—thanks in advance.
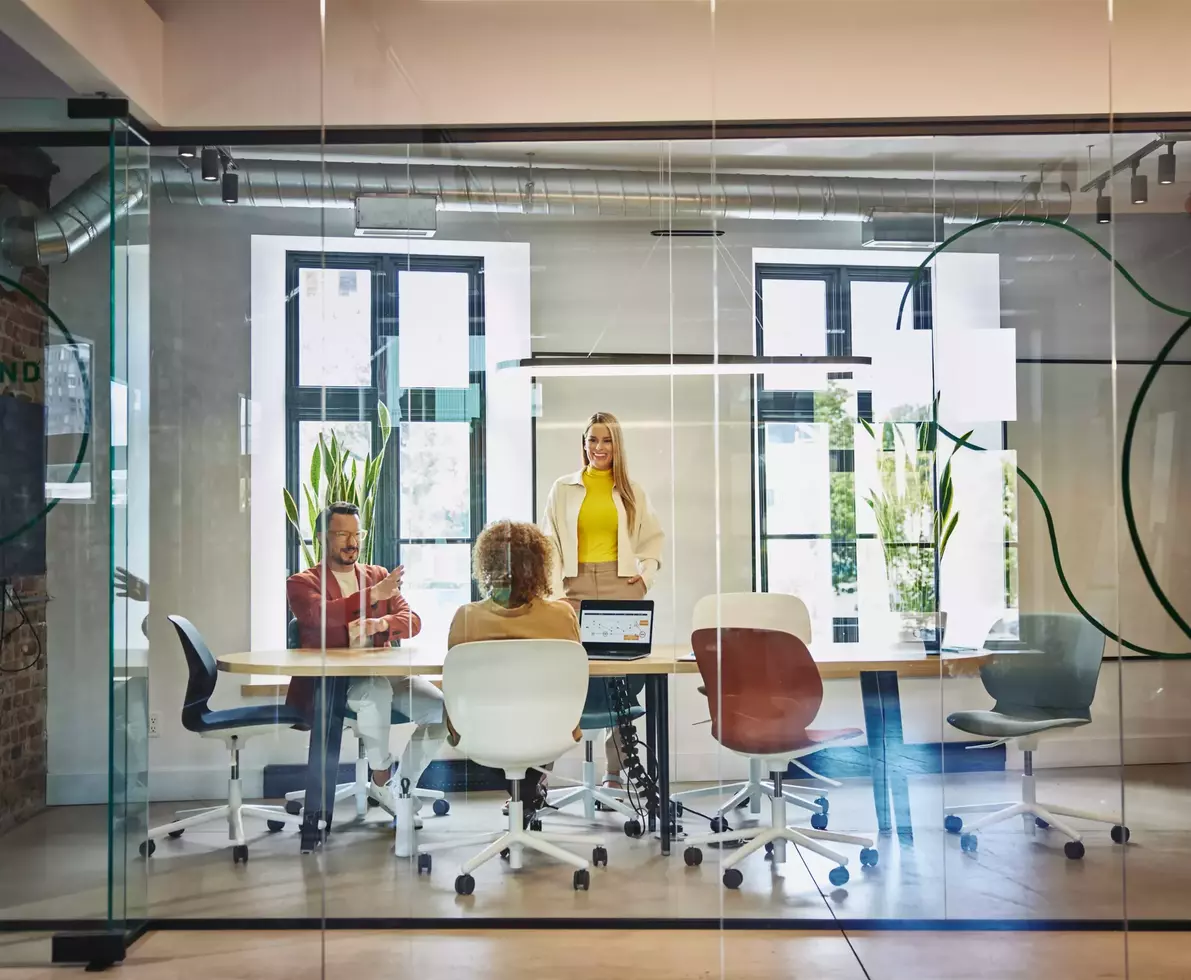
[541,470,665,599]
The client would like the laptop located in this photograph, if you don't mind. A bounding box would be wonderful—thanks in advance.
[579,599,654,661]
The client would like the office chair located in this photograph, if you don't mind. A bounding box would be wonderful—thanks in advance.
[546,676,645,823]
[673,592,834,829]
[944,613,1129,860]
[140,616,305,863]
[681,593,877,889]
[280,618,448,822]
[416,639,608,894]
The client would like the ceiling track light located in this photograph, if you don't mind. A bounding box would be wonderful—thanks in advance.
[1096,184,1112,224]
[200,146,220,182]
[222,169,239,204]
[1159,144,1176,185]
[178,145,197,160]
[1131,164,1148,205]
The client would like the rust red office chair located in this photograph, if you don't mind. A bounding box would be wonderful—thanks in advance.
[682,592,877,890]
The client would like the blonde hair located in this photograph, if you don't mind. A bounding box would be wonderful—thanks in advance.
[582,411,637,529]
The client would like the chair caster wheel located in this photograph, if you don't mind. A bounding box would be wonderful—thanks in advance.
[139,839,156,858]
[454,873,475,896]
[828,866,849,887]
[814,796,829,815]
[722,868,743,889]
[592,846,608,868]
[763,841,774,857]
[810,812,829,831]
[500,847,511,861]
[860,847,879,868]
[1065,840,1085,860]
[710,816,731,833]
[944,815,963,834]
[167,829,185,839]
[573,869,590,891]
[1111,825,1130,845]
[733,797,750,810]
[267,820,286,833]
[1036,817,1050,829]
[530,818,543,832]
[417,853,432,875]
[232,845,249,864]
[285,799,302,816]
[960,833,978,853]
[433,799,450,817]
[624,819,644,839]
[683,846,703,867]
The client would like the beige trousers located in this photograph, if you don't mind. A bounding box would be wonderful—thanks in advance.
[563,561,648,777]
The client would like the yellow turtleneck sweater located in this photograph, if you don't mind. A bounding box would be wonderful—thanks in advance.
[577,466,619,563]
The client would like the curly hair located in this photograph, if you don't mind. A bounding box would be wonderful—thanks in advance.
[472,520,554,607]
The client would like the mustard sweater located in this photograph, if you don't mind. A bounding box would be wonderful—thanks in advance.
[577,466,619,563]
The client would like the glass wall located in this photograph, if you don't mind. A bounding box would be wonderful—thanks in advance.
[0,101,149,967]
[9,106,1191,980]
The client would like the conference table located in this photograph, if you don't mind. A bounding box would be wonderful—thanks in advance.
[217,641,993,853]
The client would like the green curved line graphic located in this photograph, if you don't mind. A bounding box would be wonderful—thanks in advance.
[0,272,92,547]
[893,215,1191,657]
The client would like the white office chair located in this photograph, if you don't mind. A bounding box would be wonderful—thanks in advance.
[416,639,608,893]
[673,592,835,829]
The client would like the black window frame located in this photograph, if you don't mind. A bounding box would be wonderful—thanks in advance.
[284,251,487,590]
[753,262,932,642]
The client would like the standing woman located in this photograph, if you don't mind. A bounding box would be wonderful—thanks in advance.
[541,411,665,792]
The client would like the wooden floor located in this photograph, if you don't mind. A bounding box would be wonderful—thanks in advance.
[1,929,1189,979]
[3,766,1190,927]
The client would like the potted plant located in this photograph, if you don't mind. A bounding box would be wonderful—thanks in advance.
[282,401,392,568]
[861,397,965,653]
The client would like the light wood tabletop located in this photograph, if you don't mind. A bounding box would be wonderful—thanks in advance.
[217,641,993,680]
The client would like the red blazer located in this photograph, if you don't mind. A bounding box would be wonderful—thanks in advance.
[284,563,422,723]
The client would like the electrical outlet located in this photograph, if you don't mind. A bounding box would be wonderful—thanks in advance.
[148,712,160,738]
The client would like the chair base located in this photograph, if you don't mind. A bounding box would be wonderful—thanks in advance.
[417,793,605,890]
[546,736,638,822]
[682,771,874,887]
[143,734,301,860]
[283,744,446,821]
[672,757,831,820]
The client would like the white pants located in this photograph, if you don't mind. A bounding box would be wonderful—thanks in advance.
[346,676,448,790]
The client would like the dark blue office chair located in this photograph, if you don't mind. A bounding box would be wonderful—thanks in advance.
[140,615,306,864]
[280,619,449,819]
[546,676,645,822]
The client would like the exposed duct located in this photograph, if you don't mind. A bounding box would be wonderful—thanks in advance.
[0,166,149,268]
[1,159,1071,268]
[153,160,1072,224]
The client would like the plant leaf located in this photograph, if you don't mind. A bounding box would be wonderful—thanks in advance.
[282,487,299,526]
[940,512,960,557]
[310,441,321,497]
[303,484,320,543]
[859,417,875,439]
[378,400,392,448]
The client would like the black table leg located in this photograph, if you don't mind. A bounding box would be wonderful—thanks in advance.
[644,675,660,834]
[859,669,913,839]
[300,675,348,853]
[655,673,671,856]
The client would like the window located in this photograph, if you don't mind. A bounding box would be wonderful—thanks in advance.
[754,263,932,644]
[285,253,486,636]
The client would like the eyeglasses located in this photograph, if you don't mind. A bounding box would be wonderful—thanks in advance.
[327,530,367,542]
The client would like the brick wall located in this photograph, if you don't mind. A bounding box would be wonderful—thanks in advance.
[0,148,54,836]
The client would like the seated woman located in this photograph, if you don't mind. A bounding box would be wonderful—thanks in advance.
[447,519,582,815]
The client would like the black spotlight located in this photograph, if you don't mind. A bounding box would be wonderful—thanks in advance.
[222,170,239,204]
[1131,164,1148,205]
[178,145,197,159]
[1096,185,1112,224]
[1158,144,1176,185]
[200,146,220,182]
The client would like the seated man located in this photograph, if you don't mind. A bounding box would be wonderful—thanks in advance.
[287,501,447,819]
[448,519,582,815]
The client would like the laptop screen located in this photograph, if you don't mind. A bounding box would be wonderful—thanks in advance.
[580,601,654,651]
